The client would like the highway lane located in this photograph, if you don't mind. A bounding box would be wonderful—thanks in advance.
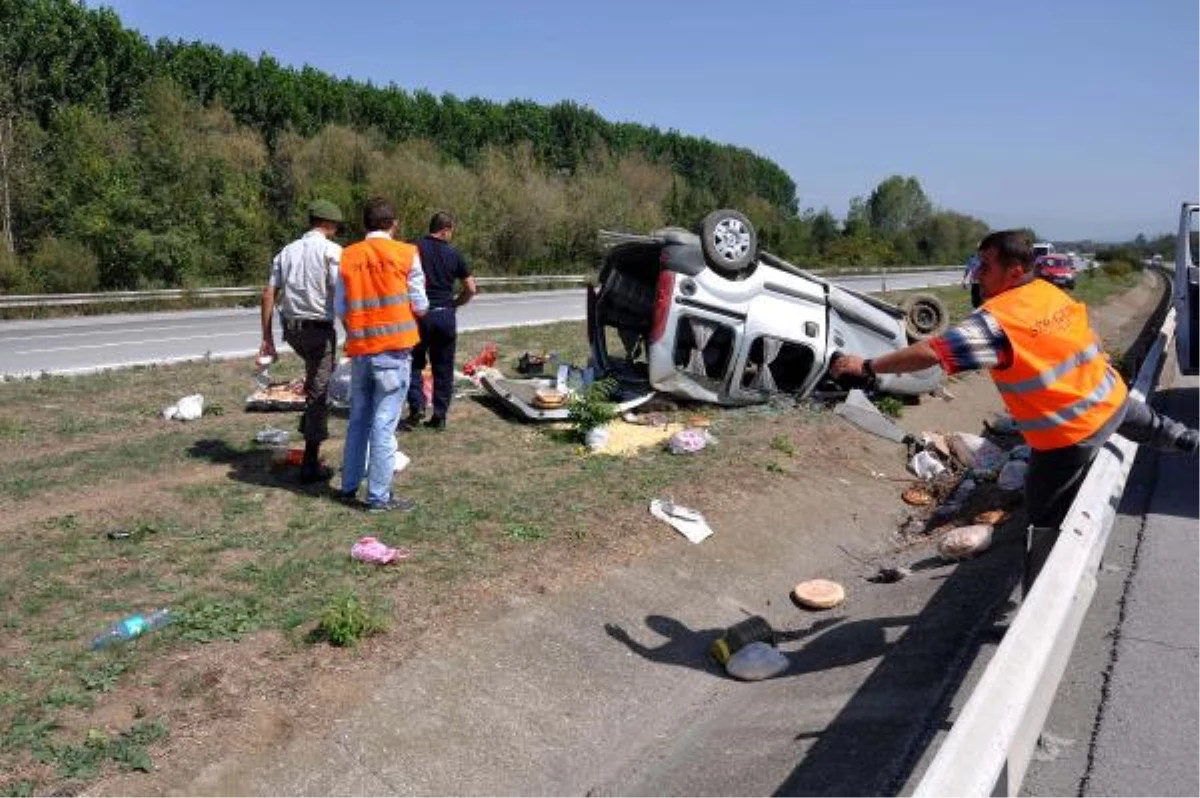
[0,270,960,378]
[1021,365,1198,797]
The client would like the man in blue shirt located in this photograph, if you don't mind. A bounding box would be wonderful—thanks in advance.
[402,211,477,431]
[962,253,983,308]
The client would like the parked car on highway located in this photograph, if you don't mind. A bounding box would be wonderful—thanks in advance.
[1174,201,1198,375]
[1035,253,1076,290]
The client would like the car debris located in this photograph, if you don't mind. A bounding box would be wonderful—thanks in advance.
[834,389,917,446]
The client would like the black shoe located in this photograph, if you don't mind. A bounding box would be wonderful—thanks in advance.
[366,495,417,513]
[299,464,334,484]
[1176,429,1199,455]
[424,417,446,431]
[331,488,359,504]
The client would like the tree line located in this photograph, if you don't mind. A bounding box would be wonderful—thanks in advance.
[2,0,1008,295]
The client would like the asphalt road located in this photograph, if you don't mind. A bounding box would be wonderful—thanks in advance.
[0,270,960,378]
[1020,364,1198,797]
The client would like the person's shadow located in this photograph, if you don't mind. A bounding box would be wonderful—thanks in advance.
[186,438,336,498]
[604,613,900,678]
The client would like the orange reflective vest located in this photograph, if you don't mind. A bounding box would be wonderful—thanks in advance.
[340,237,421,357]
[985,279,1127,450]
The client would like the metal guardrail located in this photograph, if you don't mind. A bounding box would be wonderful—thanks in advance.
[0,265,967,310]
[913,308,1179,797]
[0,275,591,309]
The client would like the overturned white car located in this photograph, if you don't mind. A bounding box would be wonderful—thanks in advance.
[587,209,946,404]
[482,209,947,420]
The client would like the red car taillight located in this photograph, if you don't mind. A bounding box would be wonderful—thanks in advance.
[649,269,675,344]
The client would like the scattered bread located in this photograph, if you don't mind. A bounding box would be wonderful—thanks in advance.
[532,389,568,409]
[902,486,934,506]
[938,524,994,561]
[791,578,846,610]
[974,509,1009,525]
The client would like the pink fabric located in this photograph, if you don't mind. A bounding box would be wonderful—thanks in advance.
[351,537,412,565]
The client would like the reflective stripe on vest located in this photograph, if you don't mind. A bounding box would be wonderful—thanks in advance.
[986,279,1127,450]
[346,292,411,312]
[341,238,421,357]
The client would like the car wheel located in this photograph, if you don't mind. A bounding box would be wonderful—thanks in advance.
[901,293,949,341]
[699,209,756,276]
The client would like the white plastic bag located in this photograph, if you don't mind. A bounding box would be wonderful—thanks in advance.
[163,394,204,421]
[649,499,713,544]
[329,358,352,409]
[909,450,946,480]
[725,641,789,681]
[584,426,611,451]
[667,428,714,454]
[938,524,994,561]
[948,432,1006,471]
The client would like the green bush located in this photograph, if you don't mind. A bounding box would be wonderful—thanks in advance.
[0,248,38,293]
[567,377,618,440]
[1101,260,1135,279]
[315,590,387,647]
[30,237,100,293]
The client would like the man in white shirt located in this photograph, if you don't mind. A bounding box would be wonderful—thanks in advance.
[259,199,343,483]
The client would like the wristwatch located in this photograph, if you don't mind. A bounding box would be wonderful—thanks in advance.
[862,358,876,380]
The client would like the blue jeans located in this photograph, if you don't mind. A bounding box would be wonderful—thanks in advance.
[340,350,411,506]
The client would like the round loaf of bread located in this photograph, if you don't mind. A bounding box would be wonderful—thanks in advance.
[902,486,934,506]
[791,578,846,610]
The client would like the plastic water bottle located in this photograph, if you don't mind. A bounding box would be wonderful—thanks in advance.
[90,608,173,650]
[254,353,275,390]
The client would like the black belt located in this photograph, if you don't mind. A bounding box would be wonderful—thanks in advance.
[284,318,333,330]
[427,306,454,312]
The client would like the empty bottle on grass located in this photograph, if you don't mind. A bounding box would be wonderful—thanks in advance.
[90,608,173,650]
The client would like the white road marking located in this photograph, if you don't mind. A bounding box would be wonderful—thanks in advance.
[15,330,248,355]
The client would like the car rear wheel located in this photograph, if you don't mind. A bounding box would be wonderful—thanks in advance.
[700,209,756,277]
[900,293,949,341]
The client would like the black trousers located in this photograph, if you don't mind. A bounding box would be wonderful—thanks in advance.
[1022,397,1192,594]
[406,308,457,420]
[282,322,336,444]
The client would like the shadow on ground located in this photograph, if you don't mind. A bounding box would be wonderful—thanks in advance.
[606,521,1025,796]
[186,438,335,498]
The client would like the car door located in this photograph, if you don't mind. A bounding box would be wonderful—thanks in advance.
[1175,202,1199,375]
[725,273,827,403]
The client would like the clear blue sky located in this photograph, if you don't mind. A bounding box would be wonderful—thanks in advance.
[92,0,1198,242]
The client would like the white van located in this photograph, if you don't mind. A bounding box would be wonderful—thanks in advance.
[1033,242,1055,258]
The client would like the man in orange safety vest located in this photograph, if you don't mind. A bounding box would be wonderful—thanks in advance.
[831,229,1197,592]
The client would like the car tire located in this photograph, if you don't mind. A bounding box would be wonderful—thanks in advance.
[901,293,949,341]
[699,209,756,277]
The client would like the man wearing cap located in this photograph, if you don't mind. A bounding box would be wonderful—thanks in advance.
[259,199,344,483]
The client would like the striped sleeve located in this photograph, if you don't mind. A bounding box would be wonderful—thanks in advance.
[927,309,1012,374]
